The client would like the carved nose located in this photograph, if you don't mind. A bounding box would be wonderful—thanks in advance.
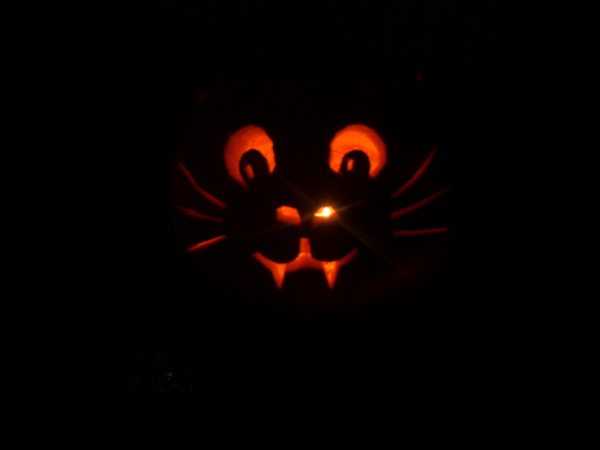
[275,205,301,226]
[276,205,338,227]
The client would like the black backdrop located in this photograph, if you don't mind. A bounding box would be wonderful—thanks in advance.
[7,2,598,448]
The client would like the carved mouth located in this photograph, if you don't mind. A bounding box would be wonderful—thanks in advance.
[254,238,358,289]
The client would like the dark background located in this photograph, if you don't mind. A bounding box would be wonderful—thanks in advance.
[7,2,598,448]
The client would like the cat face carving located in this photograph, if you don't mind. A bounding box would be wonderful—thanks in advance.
[171,82,450,304]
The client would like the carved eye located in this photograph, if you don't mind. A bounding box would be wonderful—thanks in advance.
[329,124,387,178]
[224,125,276,187]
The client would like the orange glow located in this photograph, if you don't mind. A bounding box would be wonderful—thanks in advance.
[393,145,438,198]
[313,205,337,225]
[254,238,357,289]
[329,124,387,177]
[178,162,226,209]
[244,164,255,180]
[276,205,301,226]
[315,206,335,218]
[187,235,226,252]
[393,227,448,237]
[224,125,276,187]
[176,205,224,223]
[390,187,449,220]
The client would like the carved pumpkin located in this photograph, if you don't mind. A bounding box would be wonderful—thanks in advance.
[171,80,451,306]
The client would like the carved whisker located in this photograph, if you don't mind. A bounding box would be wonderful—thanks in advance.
[393,145,438,198]
[390,187,449,220]
[187,235,227,252]
[176,205,224,223]
[393,227,448,237]
[178,162,227,209]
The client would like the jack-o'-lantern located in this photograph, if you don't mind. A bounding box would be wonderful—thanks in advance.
[171,79,451,306]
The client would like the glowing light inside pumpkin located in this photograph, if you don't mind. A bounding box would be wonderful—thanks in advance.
[254,238,357,289]
[314,206,335,219]
[224,125,276,187]
[329,124,387,177]
[313,205,338,226]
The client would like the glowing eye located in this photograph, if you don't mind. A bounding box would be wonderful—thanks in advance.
[224,125,276,187]
[329,124,387,178]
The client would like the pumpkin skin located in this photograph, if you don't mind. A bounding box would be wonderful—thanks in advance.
[171,81,451,307]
